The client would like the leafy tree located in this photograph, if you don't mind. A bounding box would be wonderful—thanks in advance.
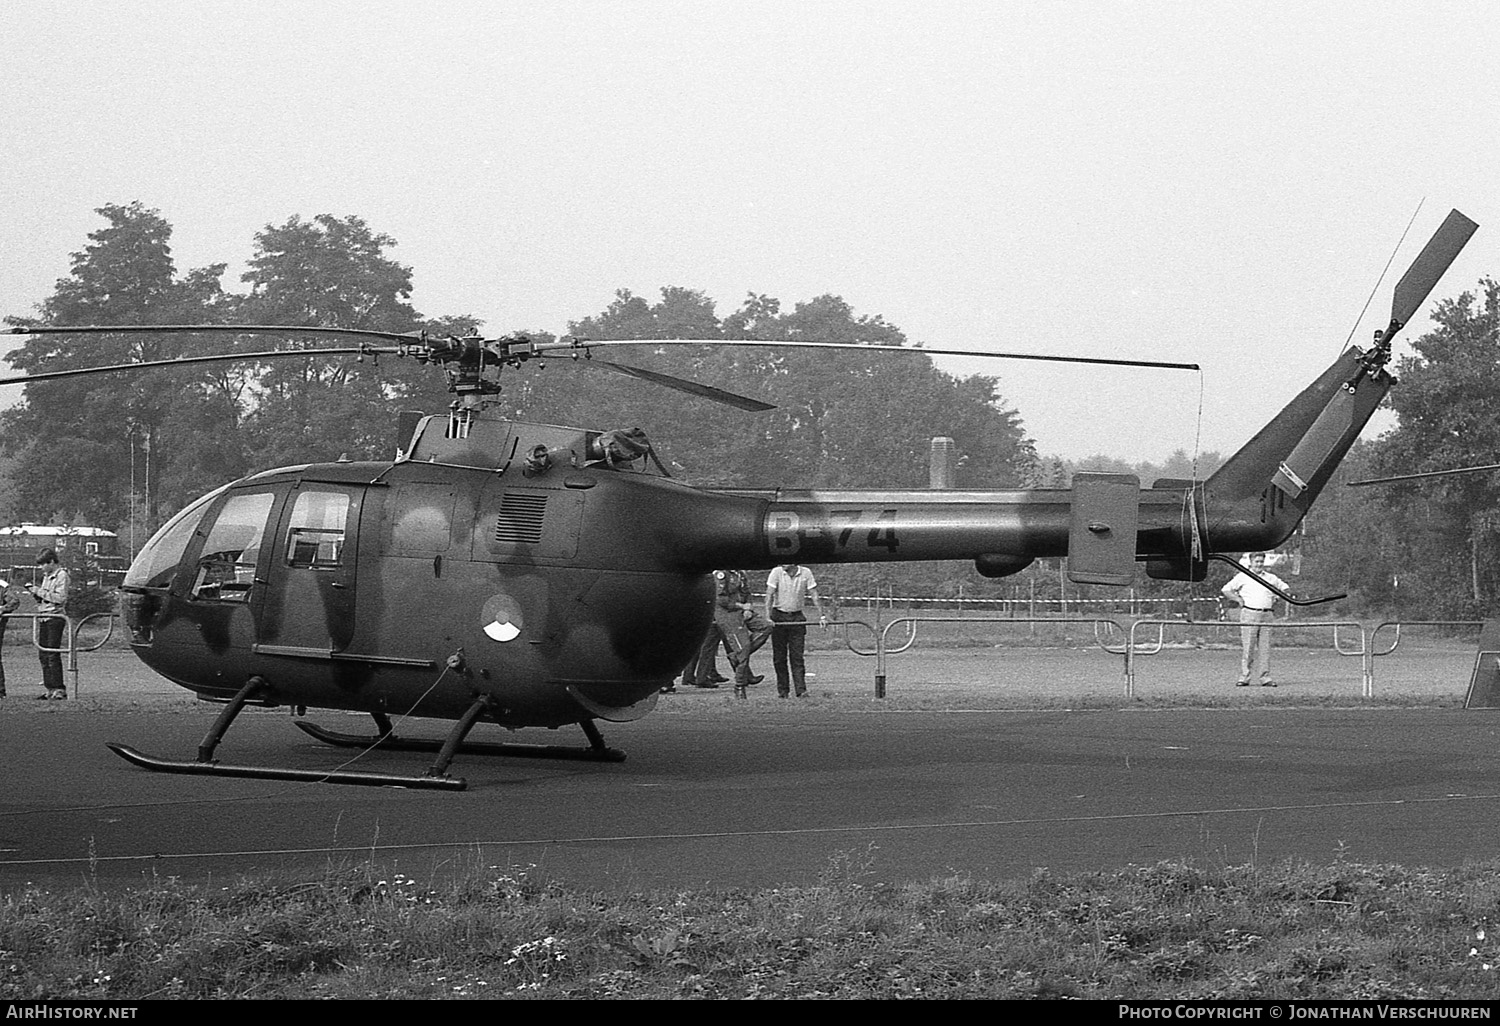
[1369,278,1500,615]
[523,286,727,437]
[6,207,1149,612]
[1052,449,1225,487]
[529,285,1042,597]
[2,202,230,529]
[3,207,489,548]
[1155,448,1224,483]
[233,214,431,465]
[528,287,1040,498]
[1070,454,1137,477]
[1290,441,1413,616]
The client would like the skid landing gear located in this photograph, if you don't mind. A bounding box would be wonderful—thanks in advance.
[295,711,627,763]
[106,679,628,790]
[105,678,470,790]
[105,742,467,790]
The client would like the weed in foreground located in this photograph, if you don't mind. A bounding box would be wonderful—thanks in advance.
[7,852,1500,999]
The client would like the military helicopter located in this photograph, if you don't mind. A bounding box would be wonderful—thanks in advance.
[1,209,1477,790]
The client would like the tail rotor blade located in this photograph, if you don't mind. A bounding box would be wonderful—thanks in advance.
[1389,209,1478,333]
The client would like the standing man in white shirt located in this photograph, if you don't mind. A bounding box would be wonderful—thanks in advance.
[1221,552,1287,688]
[763,563,828,698]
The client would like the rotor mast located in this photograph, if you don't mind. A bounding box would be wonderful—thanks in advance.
[410,331,542,415]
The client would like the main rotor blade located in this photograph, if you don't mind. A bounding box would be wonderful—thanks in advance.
[548,338,1201,372]
[1348,462,1500,487]
[2,323,423,345]
[0,346,399,387]
[558,356,777,411]
[1389,209,1479,332]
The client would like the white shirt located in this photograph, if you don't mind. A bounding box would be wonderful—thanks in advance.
[1222,569,1285,612]
[765,565,818,613]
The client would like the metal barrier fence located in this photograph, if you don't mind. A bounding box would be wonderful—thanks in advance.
[7,612,1484,703]
[821,614,1484,699]
[3,612,118,699]
[1126,618,1366,697]
[750,616,1131,698]
[1366,620,1484,699]
[845,593,1222,620]
[861,616,1126,698]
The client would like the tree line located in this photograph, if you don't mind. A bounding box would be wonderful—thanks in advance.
[1,203,1037,597]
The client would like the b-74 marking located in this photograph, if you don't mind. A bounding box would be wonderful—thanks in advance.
[767,508,901,556]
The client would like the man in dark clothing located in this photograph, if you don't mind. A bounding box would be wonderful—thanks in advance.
[26,549,70,700]
[712,569,771,697]
[671,625,729,691]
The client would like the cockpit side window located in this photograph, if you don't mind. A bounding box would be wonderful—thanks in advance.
[191,491,275,602]
[284,490,350,569]
[122,485,228,590]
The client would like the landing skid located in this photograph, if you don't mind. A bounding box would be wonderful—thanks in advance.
[106,678,629,788]
[106,742,466,791]
[294,719,628,762]
[105,676,479,790]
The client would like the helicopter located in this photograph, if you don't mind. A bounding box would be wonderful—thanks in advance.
[0,209,1477,790]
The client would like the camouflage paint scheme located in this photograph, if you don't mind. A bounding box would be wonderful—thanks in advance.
[121,340,1390,730]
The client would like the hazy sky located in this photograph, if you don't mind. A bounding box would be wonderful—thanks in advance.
[3,1,1496,463]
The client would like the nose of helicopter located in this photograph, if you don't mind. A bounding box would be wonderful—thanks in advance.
[120,588,161,644]
[565,680,662,722]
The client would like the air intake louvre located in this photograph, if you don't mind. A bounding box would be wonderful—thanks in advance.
[495,491,547,545]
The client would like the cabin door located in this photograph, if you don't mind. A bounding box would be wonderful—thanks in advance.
[254,483,364,655]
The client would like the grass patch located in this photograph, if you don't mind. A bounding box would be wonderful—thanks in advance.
[6,851,1500,999]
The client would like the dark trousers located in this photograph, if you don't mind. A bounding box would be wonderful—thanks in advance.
[770,609,808,696]
[0,619,7,694]
[682,625,722,685]
[717,608,772,683]
[38,616,64,693]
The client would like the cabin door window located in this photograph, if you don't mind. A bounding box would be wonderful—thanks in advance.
[285,491,350,568]
[258,485,363,652]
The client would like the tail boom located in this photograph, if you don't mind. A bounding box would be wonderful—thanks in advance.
[692,344,1394,582]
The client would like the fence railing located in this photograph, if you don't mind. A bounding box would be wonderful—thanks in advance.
[8,609,1487,704]
[815,613,1484,700]
[821,616,1130,698]
[1126,618,1367,697]
[4,612,118,699]
[841,592,1222,619]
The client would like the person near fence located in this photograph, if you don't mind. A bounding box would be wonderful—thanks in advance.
[764,563,828,698]
[0,577,18,699]
[1221,551,1286,687]
[26,549,70,700]
[713,568,771,696]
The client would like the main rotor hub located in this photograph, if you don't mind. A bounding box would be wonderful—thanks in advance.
[413,332,540,410]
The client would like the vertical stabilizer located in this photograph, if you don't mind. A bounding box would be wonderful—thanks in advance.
[1203,347,1393,553]
[1201,209,1476,556]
